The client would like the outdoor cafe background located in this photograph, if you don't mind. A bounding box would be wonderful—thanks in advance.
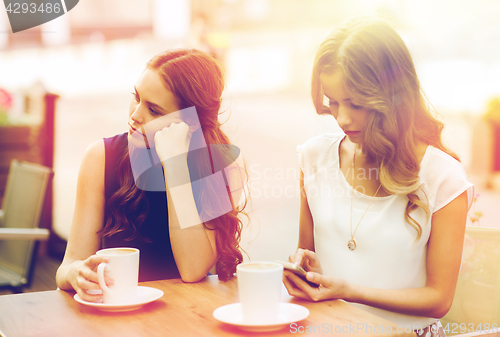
[0,0,500,265]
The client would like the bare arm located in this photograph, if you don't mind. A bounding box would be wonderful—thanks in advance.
[286,191,468,318]
[55,140,108,301]
[297,170,315,251]
[167,159,244,282]
[155,123,218,282]
[283,170,322,286]
[164,160,218,282]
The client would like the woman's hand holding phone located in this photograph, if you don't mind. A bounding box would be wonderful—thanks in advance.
[288,248,323,275]
[276,260,319,288]
[280,248,323,289]
[281,249,351,302]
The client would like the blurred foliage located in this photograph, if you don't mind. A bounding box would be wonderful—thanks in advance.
[0,88,13,125]
[484,97,500,124]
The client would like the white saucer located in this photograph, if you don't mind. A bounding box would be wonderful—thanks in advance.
[213,303,309,332]
[74,286,164,312]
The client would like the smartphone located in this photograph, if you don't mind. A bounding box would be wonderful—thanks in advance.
[275,260,319,288]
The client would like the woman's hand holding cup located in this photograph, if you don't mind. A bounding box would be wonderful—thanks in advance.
[69,255,111,303]
[96,248,140,304]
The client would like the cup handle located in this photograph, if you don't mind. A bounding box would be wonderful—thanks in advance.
[97,263,111,293]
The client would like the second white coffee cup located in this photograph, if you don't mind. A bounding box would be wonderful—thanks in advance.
[96,247,140,304]
[237,261,284,324]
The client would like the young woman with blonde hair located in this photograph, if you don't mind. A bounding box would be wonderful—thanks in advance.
[284,17,473,336]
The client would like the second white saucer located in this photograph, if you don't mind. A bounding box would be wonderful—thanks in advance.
[213,302,309,332]
[74,286,164,312]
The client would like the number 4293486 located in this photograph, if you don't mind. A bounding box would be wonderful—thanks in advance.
[443,323,498,334]
[6,2,62,14]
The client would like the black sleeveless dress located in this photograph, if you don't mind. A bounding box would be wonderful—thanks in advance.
[102,133,180,281]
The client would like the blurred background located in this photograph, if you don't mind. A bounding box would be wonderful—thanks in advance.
[1,0,500,293]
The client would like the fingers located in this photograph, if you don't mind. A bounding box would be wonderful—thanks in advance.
[301,250,323,274]
[74,255,113,302]
[283,271,311,300]
[154,122,192,162]
[73,271,103,302]
[154,122,190,142]
[171,121,189,128]
[78,276,102,291]
[79,265,113,286]
[85,255,109,270]
[168,122,192,143]
[75,273,103,302]
[305,272,324,286]
[289,248,321,273]
[75,286,103,303]
[83,255,109,283]
[285,270,331,302]
[162,122,190,134]
[286,270,310,289]
[302,249,317,260]
[289,248,307,267]
[302,250,318,269]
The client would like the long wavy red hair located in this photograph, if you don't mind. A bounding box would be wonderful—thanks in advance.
[102,49,247,280]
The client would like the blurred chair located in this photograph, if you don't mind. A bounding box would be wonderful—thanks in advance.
[0,160,51,293]
[441,227,500,335]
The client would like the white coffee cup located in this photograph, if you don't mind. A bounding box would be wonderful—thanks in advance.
[96,247,140,304]
[237,261,284,324]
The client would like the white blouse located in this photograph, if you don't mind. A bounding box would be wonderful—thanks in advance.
[297,133,474,329]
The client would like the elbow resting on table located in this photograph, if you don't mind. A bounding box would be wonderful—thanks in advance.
[424,293,454,319]
[428,301,452,319]
[55,265,72,291]
[179,268,210,283]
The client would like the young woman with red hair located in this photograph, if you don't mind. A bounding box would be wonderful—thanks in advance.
[56,49,246,302]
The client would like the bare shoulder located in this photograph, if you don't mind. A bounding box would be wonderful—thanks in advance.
[78,139,105,184]
[84,139,105,161]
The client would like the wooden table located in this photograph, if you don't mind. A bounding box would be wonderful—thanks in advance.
[0,276,416,337]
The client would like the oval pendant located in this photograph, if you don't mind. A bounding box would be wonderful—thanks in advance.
[348,238,357,251]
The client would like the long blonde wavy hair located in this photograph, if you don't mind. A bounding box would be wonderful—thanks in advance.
[311,17,459,240]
